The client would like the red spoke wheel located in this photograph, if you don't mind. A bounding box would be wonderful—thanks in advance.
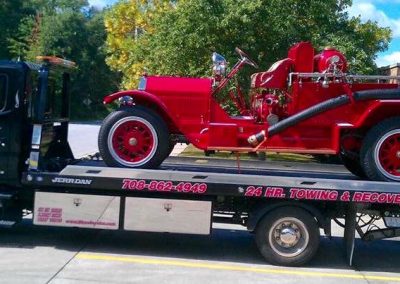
[375,130,400,179]
[98,107,169,168]
[361,117,400,182]
[109,117,156,166]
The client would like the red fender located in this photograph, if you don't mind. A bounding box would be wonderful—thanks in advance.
[103,90,178,131]
[103,90,167,110]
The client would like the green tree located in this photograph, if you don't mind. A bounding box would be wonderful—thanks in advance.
[0,0,32,59]
[8,1,120,119]
[106,0,391,88]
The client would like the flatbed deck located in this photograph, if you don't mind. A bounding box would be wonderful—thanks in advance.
[23,156,400,203]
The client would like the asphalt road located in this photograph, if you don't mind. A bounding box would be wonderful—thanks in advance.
[0,123,400,283]
[2,222,400,284]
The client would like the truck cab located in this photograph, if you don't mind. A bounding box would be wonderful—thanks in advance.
[0,57,74,188]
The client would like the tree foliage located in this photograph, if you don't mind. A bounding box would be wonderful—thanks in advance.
[104,0,174,88]
[105,0,392,89]
[0,0,33,59]
[4,0,120,119]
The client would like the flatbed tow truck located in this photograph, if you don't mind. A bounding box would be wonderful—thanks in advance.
[1,57,400,267]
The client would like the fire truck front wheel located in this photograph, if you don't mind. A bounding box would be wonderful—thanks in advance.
[98,106,170,169]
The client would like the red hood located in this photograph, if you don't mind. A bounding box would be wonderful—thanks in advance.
[144,75,212,97]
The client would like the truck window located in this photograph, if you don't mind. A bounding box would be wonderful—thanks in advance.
[0,74,8,112]
[45,75,63,119]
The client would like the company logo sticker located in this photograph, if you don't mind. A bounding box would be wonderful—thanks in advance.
[51,177,92,185]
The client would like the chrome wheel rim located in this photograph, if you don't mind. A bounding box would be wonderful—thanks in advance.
[268,217,309,257]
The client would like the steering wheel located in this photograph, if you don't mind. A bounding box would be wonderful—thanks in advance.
[235,47,259,68]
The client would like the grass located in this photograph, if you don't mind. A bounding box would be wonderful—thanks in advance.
[179,144,330,163]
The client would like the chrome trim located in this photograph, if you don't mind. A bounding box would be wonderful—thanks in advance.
[289,72,400,86]
[268,217,309,257]
[138,76,147,91]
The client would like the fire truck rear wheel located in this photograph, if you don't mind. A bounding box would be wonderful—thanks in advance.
[361,117,400,182]
[340,153,366,178]
[98,106,170,169]
[255,207,320,266]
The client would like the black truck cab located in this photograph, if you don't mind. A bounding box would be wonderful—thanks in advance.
[0,58,74,187]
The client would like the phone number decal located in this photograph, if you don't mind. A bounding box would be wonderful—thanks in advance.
[122,179,207,194]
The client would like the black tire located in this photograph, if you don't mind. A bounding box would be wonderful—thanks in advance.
[255,207,320,266]
[98,106,170,169]
[340,152,366,178]
[360,117,400,182]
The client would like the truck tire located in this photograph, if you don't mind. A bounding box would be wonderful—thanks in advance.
[361,117,400,182]
[98,106,170,168]
[340,153,366,178]
[255,207,320,266]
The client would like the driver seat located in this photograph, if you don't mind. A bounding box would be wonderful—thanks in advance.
[250,58,294,89]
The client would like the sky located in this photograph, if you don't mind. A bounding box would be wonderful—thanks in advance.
[89,0,400,67]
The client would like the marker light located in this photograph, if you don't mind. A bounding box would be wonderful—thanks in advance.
[36,56,76,68]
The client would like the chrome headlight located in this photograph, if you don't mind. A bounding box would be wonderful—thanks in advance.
[138,76,147,91]
[212,52,227,77]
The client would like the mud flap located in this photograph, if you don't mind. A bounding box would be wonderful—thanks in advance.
[343,204,357,266]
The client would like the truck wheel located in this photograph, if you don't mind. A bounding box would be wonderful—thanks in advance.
[98,107,169,168]
[255,207,320,266]
[361,117,400,182]
[340,153,366,178]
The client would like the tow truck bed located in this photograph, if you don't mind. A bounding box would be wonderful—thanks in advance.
[19,156,400,266]
[23,156,398,199]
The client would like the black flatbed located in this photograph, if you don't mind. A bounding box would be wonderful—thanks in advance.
[22,156,400,205]
[76,156,354,179]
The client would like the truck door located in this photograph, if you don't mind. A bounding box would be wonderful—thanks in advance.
[0,63,25,184]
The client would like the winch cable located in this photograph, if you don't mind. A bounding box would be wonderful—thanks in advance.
[267,88,400,137]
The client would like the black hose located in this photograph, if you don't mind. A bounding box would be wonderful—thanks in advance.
[353,88,400,101]
[267,88,400,137]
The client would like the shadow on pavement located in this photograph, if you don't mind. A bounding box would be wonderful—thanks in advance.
[1,220,400,274]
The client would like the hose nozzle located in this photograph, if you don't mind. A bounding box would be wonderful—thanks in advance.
[248,130,266,147]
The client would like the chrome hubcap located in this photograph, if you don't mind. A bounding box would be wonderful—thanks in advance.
[278,227,299,246]
[129,137,138,146]
[269,218,309,257]
[274,223,300,247]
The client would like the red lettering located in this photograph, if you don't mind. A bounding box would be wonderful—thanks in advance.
[306,190,319,199]
[386,194,396,203]
[328,191,338,201]
[122,179,130,189]
[264,187,285,198]
[290,188,298,198]
[289,188,338,201]
[369,193,378,202]
[378,193,387,203]
[352,192,362,202]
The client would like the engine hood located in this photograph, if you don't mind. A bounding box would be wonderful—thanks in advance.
[141,75,213,97]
